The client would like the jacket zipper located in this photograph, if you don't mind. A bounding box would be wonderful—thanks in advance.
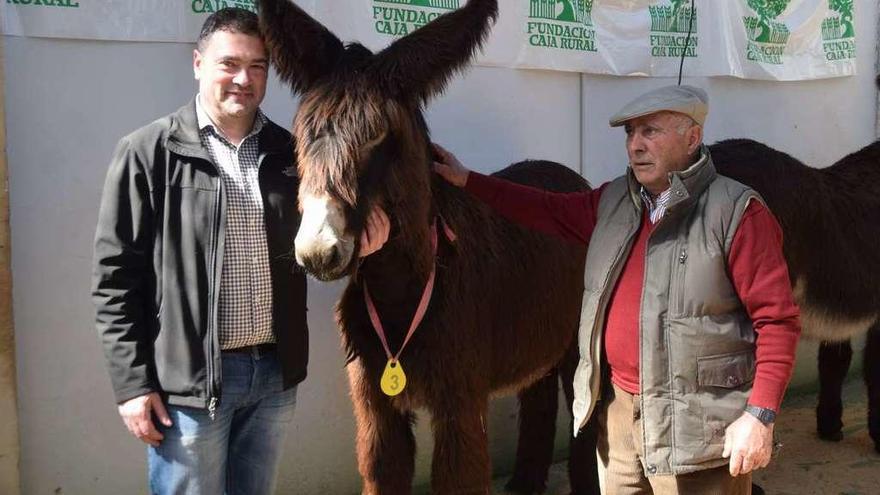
[673,247,688,314]
[207,173,223,420]
[208,397,219,420]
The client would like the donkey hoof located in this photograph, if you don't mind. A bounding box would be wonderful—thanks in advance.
[817,428,844,442]
[751,483,766,495]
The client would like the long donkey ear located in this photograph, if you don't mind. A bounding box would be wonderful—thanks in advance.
[369,0,498,104]
[257,0,345,94]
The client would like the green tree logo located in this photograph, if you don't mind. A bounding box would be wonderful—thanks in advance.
[670,0,688,21]
[828,0,854,38]
[529,0,593,25]
[650,0,697,34]
[744,0,791,43]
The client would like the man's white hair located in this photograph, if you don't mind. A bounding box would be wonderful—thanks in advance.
[672,112,699,135]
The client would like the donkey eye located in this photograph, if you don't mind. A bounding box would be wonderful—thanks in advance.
[313,129,335,142]
[359,129,389,154]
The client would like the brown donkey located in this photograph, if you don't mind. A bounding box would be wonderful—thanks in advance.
[257,0,598,493]
[711,135,880,454]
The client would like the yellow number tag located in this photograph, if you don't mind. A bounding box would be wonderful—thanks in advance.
[380,359,407,397]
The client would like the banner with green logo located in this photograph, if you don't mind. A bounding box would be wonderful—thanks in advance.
[1,0,857,80]
[0,0,271,42]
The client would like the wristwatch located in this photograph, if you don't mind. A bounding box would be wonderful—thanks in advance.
[745,404,777,425]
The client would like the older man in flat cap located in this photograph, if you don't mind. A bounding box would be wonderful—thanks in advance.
[432,85,801,494]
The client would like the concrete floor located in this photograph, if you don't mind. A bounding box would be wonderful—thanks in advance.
[494,377,879,494]
[752,379,879,495]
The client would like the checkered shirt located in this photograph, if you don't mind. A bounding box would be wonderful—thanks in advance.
[196,96,275,350]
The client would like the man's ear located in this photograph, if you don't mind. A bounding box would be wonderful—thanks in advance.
[193,49,202,81]
[689,124,703,154]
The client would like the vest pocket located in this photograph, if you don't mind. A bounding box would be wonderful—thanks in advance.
[698,350,755,449]
[696,350,756,389]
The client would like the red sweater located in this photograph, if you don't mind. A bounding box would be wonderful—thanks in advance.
[466,172,801,411]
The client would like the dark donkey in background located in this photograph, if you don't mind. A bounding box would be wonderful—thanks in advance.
[258,0,598,493]
[711,133,880,453]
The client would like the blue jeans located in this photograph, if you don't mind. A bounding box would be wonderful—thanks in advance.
[148,349,298,495]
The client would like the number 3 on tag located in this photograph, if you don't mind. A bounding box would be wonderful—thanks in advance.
[381,359,407,397]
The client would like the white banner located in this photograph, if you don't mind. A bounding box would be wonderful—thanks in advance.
[1,0,857,80]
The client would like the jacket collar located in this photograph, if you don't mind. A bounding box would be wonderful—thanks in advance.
[165,99,293,163]
[626,144,717,214]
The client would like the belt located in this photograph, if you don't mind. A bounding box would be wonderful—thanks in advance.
[222,343,277,358]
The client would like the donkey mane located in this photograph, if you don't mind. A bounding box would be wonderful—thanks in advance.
[294,80,392,206]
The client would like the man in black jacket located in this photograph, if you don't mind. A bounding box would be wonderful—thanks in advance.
[92,8,388,494]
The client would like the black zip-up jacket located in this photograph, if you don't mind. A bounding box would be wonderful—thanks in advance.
[92,101,308,410]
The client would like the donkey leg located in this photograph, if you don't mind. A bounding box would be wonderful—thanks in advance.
[864,322,880,453]
[348,360,416,495]
[505,369,559,495]
[560,348,599,495]
[817,340,853,442]
[431,399,491,494]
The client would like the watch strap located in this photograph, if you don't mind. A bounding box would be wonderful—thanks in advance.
[745,404,777,425]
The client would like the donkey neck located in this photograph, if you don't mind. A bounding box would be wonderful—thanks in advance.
[358,225,436,336]
[361,147,437,299]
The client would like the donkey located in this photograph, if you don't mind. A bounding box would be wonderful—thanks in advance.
[710,137,880,453]
[257,0,598,492]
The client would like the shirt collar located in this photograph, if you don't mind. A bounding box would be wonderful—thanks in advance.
[640,187,669,209]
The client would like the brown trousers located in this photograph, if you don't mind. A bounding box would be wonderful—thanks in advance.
[595,384,751,495]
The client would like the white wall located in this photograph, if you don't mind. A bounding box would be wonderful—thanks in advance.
[5,1,878,492]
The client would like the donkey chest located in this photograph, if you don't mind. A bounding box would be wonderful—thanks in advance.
[344,314,471,401]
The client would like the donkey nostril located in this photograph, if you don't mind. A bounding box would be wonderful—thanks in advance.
[297,244,346,279]
[298,255,317,273]
[325,246,341,268]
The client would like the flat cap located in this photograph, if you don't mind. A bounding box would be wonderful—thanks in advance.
[609,85,708,127]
